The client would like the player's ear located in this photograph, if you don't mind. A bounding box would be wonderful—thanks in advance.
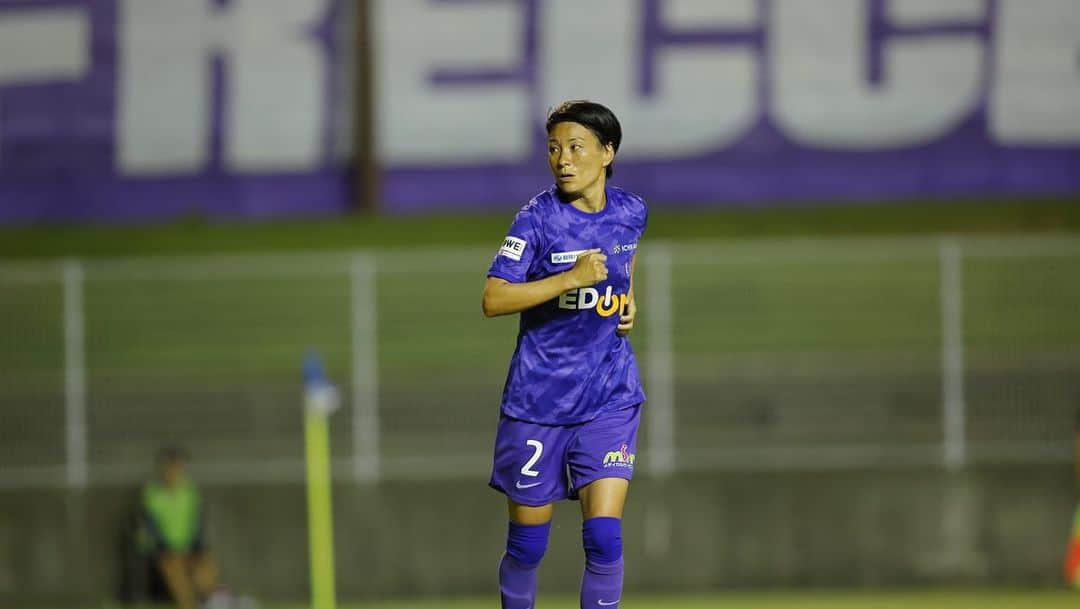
[602,143,614,168]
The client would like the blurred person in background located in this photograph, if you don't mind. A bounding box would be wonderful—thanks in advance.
[141,446,220,609]
[483,100,647,609]
[1067,411,1080,588]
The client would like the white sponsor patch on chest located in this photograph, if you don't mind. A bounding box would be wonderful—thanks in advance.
[498,236,527,261]
[551,250,588,264]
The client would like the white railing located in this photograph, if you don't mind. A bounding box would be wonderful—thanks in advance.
[1,235,1078,489]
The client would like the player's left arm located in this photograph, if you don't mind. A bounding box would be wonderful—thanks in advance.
[617,253,638,337]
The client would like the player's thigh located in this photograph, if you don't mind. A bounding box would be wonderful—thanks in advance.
[190,552,217,587]
[155,551,186,577]
[490,416,574,507]
[508,498,554,525]
[578,477,629,519]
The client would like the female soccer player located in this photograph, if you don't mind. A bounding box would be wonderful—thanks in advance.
[482,100,647,609]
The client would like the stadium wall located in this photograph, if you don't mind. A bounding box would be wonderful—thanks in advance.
[0,468,1073,603]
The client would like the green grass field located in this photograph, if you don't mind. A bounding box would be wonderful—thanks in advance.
[263,589,1079,609]
[1,197,1078,260]
[93,589,1080,609]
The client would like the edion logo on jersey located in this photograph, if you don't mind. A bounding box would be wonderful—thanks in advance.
[498,236,526,261]
[558,285,628,317]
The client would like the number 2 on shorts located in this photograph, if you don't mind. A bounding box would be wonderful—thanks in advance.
[521,439,543,477]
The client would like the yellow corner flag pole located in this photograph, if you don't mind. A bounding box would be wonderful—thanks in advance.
[304,353,339,609]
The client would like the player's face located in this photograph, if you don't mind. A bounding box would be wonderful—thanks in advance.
[160,459,185,487]
[547,122,613,196]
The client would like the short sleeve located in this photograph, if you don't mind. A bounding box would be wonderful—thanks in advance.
[633,194,648,239]
[487,204,543,283]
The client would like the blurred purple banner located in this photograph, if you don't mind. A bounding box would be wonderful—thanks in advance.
[2,1,1079,224]
[0,0,352,224]
[377,0,1080,212]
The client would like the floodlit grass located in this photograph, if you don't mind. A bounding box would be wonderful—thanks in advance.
[255,589,1080,609]
[1,197,1078,260]
[88,589,1080,609]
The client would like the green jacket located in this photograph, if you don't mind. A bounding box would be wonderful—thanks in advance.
[141,477,204,553]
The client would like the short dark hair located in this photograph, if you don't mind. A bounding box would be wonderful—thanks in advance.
[156,444,188,465]
[545,100,622,178]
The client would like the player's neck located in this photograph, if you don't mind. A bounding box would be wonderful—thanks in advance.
[569,180,607,214]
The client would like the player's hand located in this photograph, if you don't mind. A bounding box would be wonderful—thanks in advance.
[567,249,607,289]
[617,294,637,336]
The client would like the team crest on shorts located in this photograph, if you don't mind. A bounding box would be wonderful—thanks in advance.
[603,443,635,468]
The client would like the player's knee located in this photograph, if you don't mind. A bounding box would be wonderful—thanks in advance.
[582,517,622,564]
[506,521,551,567]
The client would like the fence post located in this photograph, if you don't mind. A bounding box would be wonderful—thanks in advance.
[644,243,675,478]
[63,259,87,489]
[939,238,966,472]
[643,244,675,561]
[351,253,379,483]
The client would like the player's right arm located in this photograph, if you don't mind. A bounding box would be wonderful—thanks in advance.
[482,249,607,317]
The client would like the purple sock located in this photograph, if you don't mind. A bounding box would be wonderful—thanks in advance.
[581,517,624,608]
[499,521,550,609]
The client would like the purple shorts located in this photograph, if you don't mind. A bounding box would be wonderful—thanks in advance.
[489,404,641,506]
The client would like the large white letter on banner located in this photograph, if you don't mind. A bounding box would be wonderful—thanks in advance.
[991,0,1080,145]
[375,0,529,163]
[118,0,328,174]
[771,0,982,149]
[541,0,759,158]
[0,8,89,166]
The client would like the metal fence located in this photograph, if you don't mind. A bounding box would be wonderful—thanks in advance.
[2,235,1078,490]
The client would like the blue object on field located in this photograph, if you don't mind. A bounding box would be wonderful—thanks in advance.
[303,350,328,387]
[303,351,340,415]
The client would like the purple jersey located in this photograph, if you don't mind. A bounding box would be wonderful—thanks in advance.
[487,185,648,425]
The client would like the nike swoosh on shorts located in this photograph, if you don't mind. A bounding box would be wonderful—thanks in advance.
[516,480,542,489]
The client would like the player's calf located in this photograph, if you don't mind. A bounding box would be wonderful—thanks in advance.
[581,517,624,608]
[499,520,551,609]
